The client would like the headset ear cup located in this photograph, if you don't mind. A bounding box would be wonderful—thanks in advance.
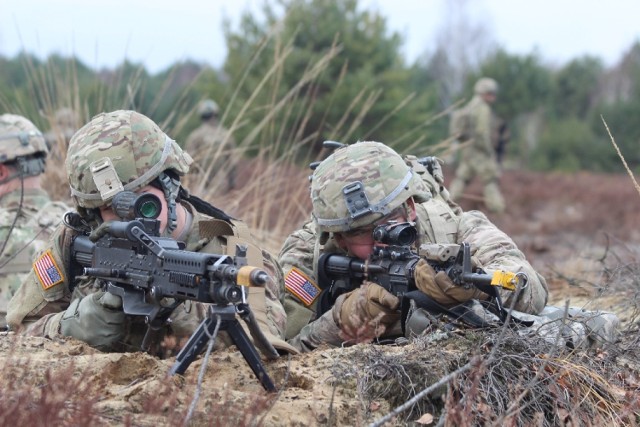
[17,156,46,177]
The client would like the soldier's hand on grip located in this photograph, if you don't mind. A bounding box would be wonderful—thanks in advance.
[414,259,482,306]
[60,291,126,351]
[332,281,400,342]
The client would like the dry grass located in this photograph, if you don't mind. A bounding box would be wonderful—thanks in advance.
[183,156,311,255]
[327,326,639,426]
[0,334,283,427]
[0,358,101,426]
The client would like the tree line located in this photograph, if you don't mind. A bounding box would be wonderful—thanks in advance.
[1,0,638,173]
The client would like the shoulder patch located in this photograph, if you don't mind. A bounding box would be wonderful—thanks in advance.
[285,267,320,307]
[33,249,64,290]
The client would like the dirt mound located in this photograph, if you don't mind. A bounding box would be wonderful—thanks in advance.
[2,321,637,426]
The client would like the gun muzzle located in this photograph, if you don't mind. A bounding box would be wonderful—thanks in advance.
[236,266,269,287]
[490,270,527,291]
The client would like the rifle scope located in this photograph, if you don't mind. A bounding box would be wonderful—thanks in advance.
[111,191,162,221]
[372,222,417,246]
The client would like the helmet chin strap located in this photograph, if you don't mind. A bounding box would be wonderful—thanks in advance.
[158,172,181,234]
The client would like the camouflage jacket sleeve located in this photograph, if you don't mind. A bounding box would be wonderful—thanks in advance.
[457,210,549,314]
[278,220,344,352]
[259,249,288,340]
[6,221,74,335]
[278,221,318,337]
[286,309,343,352]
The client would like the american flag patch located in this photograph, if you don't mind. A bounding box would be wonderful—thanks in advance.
[33,250,64,290]
[285,267,320,306]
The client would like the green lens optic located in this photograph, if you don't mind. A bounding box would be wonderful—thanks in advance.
[139,200,160,218]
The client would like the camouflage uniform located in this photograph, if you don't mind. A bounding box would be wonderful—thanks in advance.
[0,114,69,327]
[185,100,236,191]
[278,141,548,352]
[0,190,68,327]
[7,110,295,354]
[449,78,505,213]
[435,300,621,350]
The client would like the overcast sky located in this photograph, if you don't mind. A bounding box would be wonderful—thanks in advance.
[1,0,639,73]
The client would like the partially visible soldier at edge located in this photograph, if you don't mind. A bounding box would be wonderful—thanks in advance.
[6,110,297,358]
[0,114,69,328]
[185,99,236,192]
[448,77,505,213]
[278,141,549,353]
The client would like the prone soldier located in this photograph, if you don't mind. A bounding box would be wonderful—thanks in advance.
[7,110,297,360]
[278,141,549,352]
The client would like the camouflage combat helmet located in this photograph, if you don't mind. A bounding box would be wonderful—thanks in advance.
[474,77,498,95]
[0,114,48,164]
[66,110,193,216]
[310,141,431,233]
[198,99,220,119]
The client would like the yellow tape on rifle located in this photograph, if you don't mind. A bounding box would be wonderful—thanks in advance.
[491,270,517,291]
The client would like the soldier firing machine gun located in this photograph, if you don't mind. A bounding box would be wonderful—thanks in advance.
[70,191,278,391]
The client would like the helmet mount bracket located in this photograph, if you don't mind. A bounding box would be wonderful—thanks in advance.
[90,157,124,202]
[343,181,372,220]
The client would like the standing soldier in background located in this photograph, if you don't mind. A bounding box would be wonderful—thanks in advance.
[0,114,69,328]
[448,77,505,214]
[185,99,236,192]
[44,108,80,162]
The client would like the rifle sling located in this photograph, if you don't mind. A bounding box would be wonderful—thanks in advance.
[316,288,339,317]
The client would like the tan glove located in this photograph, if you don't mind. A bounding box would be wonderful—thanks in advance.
[414,259,484,306]
[333,282,400,342]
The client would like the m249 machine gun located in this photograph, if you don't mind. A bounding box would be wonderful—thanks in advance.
[70,191,278,391]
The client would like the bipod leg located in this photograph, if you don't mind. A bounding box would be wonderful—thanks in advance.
[224,317,277,392]
[168,306,227,376]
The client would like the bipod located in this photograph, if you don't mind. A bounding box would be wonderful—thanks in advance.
[169,304,277,392]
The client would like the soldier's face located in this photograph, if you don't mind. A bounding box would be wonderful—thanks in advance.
[334,198,416,259]
[336,226,378,259]
[483,92,497,104]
